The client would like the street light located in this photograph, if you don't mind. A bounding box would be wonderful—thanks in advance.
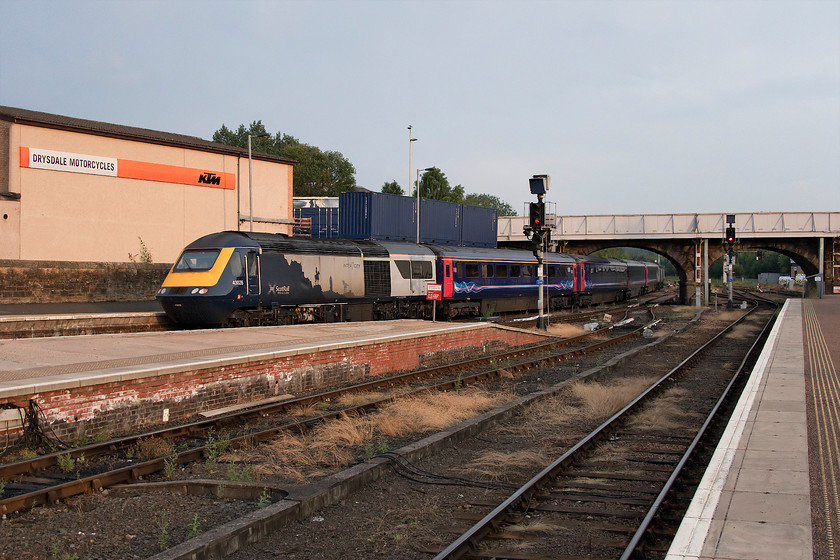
[416,167,435,243]
[247,132,271,232]
[408,125,417,194]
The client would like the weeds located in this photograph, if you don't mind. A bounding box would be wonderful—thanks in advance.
[128,237,153,263]
[50,541,79,560]
[226,456,256,482]
[157,510,170,551]
[56,453,86,476]
[163,454,178,478]
[188,513,201,539]
[136,437,175,462]
[257,488,272,508]
[206,429,231,465]
[0,479,6,499]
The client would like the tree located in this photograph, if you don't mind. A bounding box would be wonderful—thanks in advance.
[381,180,404,195]
[412,167,464,202]
[212,121,356,197]
[463,193,515,216]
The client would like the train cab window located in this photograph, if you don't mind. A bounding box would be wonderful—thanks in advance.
[510,265,521,278]
[174,249,220,272]
[246,252,258,277]
[465,264,479,278]
[395,260,412,279]
[481,264,492,277]
[496,264,508,277]
[229,254,245,277]
[411,261,433,279]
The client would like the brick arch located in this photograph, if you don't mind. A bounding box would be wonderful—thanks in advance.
[504,236,831,305]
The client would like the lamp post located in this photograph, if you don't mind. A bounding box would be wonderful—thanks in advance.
[247,132,271,232]
[415,167,434,243]
[408,125,417,194]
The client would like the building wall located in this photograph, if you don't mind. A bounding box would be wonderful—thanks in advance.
[2,122,293,264]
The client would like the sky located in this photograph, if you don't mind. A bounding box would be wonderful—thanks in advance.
[1,0,838,216]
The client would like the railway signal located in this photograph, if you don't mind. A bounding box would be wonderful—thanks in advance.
[525,175,551,330]
[529,202,544,231]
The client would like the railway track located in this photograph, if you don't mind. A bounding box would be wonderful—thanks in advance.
[0,306,657,516]
[431,295,779,559]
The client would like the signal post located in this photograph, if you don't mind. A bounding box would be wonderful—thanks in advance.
[525,175,550,330]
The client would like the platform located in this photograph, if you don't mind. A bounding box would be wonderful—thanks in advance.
[0,319,547,443]
[666,297,840,560]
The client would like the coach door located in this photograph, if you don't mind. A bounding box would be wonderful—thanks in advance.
[246,250,260,295]
[443,259,454,297]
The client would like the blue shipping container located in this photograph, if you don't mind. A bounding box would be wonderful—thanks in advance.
[338,191,497,247]
[294,207,340,238]
[461,205,498,247]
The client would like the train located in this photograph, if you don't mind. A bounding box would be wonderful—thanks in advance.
[156,231,664,326]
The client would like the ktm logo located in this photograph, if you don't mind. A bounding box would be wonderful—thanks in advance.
[198,172,221,185]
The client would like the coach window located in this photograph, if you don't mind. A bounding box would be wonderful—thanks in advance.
[481,264,491,277]
[547,265,556,277]
[496,264,508,277]
[510,265,521,278]
[465,263,479,278]
[523,265,533,277]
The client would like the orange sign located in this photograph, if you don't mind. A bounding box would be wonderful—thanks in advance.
[20,147,235,190]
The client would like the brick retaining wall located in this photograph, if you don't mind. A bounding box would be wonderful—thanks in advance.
[0,326,546,444]
[0,260,171,304]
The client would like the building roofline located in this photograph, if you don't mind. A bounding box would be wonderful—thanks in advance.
[0,105,296,166]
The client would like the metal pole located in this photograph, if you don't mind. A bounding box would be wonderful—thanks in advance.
[408,125,415,196]
[416,168,421,244]
[704,238,709,306]
[247,134,253,232]
[536,193,546,330]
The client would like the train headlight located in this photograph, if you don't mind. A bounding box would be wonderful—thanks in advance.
[191,288,199,294]
[157,288,167,295]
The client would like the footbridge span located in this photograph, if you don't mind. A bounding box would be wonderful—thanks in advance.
[498,212,840,305]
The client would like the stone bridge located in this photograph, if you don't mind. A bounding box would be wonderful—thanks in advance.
[498,212,840,305]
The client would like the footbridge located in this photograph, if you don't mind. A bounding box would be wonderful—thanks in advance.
[498,212,840,305]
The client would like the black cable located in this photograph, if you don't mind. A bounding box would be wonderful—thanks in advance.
[377,452,518,491]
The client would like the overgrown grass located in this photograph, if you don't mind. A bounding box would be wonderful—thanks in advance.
[253,388,511,481]
[462,450,549,482]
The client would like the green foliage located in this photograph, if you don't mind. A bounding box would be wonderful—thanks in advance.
[412,167,464,203]
[56,453,77,474]
[463,193,515,216]
[0,479,6,499]
[381,180,404,195]
[258,488,272,508]
[226,456,256,482]
[188,513,202,539]
[212,121,356,197]
[164,454,178,478]
[157,511,170,551]
[50,541,79,560]
[710,249,792,280]
[205,428,231,466]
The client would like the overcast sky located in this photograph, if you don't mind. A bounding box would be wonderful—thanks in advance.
[1,0,837,216]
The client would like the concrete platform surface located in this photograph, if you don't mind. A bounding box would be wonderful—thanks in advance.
[667,296,840,560]
[0,320,490,396]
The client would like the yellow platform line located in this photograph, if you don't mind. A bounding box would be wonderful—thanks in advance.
[804,300,840,559]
